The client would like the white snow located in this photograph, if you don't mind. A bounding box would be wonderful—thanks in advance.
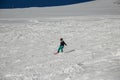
[0,15,120,80]
[0,0,120,80]
[0,0,120,18]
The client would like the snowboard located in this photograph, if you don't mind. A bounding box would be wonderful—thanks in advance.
[54,52,58,55]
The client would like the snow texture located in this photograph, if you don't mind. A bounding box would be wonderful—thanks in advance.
[0,0,120,18]
[0,15,120,80]
[0,0,120,80]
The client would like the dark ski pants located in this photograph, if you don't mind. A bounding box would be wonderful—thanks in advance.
[57,46,64,53]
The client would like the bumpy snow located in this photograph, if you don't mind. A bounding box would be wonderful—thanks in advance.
[0,16,120,80]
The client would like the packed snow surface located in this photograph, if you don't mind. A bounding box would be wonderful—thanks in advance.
[0,0,120,18]
[0,15,120,80]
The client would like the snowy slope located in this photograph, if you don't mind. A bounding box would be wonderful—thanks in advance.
[0,16,120,80]
[0,0,120,18]
[0,0,120,80]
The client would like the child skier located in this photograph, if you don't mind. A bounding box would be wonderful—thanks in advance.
[57,38,67,53]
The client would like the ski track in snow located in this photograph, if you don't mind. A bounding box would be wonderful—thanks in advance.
[0,16,120,80]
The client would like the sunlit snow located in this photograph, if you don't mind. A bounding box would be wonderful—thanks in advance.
[0,16,120,80]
